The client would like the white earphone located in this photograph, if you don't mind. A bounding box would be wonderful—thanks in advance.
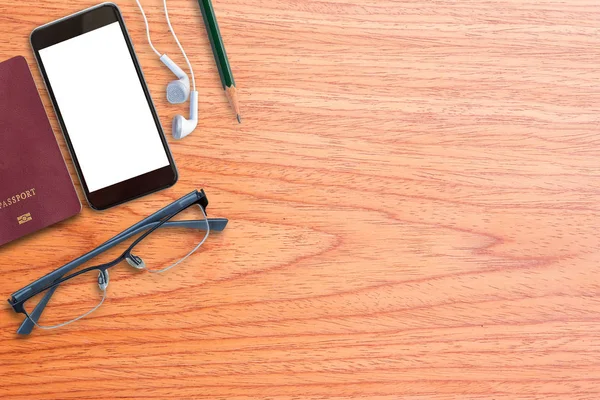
[136,0,198,140]
[160,54,189,104]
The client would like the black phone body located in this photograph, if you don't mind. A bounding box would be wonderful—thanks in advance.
[31,3,177,210]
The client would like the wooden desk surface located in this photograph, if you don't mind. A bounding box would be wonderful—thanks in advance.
[1,0,599,398]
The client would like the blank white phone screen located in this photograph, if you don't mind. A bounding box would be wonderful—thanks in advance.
[39,21,169,193]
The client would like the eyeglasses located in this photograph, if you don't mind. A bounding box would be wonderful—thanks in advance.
[8,189,227,335]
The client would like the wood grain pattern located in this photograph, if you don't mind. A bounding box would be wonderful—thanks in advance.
[1,0,600,398]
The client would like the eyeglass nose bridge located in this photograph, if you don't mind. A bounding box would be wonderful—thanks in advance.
[126,254,146,270]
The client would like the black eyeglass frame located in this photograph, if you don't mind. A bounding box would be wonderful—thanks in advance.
[7,189,228,335]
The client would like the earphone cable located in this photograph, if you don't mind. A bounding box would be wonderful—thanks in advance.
[135,0,162,58]
[163,0,196,91]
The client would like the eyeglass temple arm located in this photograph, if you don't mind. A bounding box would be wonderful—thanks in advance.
[21,285,59,329]
[16,217,228,334]
[103,218,228,248]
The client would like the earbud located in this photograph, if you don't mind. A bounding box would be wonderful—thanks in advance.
[173,90,198,140]
[136,0,198,139]
[160,54,190,104]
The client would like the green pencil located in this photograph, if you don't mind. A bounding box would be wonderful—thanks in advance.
[197,0,241,123]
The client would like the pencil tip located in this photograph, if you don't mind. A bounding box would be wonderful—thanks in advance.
[237,114,241,124]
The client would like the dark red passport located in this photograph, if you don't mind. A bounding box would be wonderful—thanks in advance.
[0,56,80,247]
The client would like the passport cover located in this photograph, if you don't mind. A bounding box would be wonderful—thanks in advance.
[0,56,80,247]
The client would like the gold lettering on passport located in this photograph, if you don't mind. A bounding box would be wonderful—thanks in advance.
[17,213,32,225]
[0,188,37,210]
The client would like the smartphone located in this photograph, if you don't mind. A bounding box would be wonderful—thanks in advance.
[30,3,177,210]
